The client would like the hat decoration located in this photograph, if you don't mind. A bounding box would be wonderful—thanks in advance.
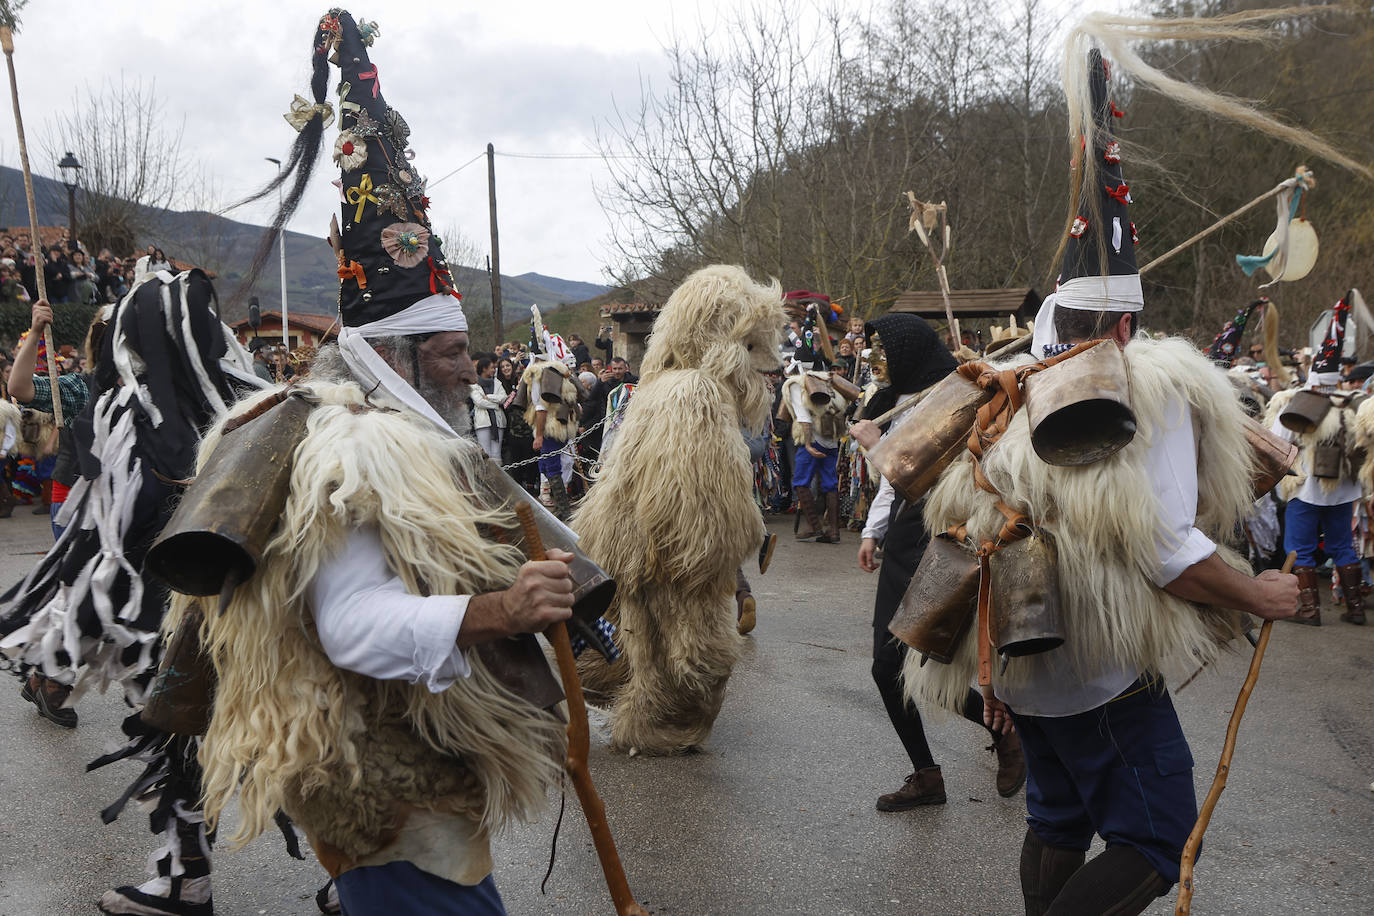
[1055,49,1141,316]
[315,9,462,330]
[1311,291,1354,383]
[1206,297,1268,368]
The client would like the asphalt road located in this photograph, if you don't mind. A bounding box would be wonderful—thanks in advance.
[1,511,1370,915]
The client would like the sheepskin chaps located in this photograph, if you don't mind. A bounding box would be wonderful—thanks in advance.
[1265,387,1362,499]
[904,336,1255,713]
[178,380,565,860]
[521,359,580,443]
[573,265,786,754]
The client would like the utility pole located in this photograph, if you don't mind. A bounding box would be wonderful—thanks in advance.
[267,157,288,349]
[487,142,503,344]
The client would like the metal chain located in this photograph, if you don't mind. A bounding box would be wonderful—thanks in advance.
[500,413,609,472]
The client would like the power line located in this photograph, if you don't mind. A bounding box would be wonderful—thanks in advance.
[428,150,486,188]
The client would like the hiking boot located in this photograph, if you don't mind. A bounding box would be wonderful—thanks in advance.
[991,729,1027,797]
[1290,566,1321,626]
[22,672,77,728]
[814,492,841,543]
[1337,563,1367,625]
[736,590,757,635]
[876,767,946,811]
[98,875,212,916]
[758,533,778,575]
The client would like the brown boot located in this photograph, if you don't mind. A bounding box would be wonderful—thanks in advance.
[815,492,841,543]
[0,482,15,519]
[758,533,777,574]
[1290,566,1321,626]
[1337,563,1366,625]
[992,728,1027,797]
[736,589,756,635]
[795,488,822,541]
[876,766,946,811]
[547,476,572,522]
[21,672,78,728]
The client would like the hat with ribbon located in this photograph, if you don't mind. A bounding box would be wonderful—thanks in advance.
[1032,49,1141,358]
[1206,297,1268,368]
[1310,291,1356,386]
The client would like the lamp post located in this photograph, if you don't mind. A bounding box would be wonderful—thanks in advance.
[58,150,80,242]
[266,156,288,349]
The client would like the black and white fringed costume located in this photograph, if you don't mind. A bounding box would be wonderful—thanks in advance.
[0,269,269,906]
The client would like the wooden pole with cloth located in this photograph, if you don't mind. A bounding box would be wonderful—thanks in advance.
[1,7,64,428]
[1175,550,1296,915]
[513,502,649,916]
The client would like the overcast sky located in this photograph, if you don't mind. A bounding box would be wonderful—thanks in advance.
[1,0,724,283]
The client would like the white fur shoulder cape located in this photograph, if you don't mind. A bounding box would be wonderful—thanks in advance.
[905,336,1254,713]
[1265,387,1362,498]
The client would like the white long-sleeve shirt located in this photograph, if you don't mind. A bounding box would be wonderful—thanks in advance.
[309,525,473,693]
[1269,409,1362,506]
[788,377,837,449]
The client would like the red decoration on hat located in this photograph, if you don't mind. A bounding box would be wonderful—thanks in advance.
[337,259,367,289]
[1130,221,1139,244]
[1103,141,1121,164]
[1104,182,1131,204]
[1070,216,1089,238]
[1109,101,1125,118]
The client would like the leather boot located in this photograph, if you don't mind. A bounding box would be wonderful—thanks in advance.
[815,492,841,543]
[1337,563,1366,625]
[992,728,1027,797]
[1290,566,1321,626]
[0,481,15,518]
[876,766,946,811]
[795,487,822,541]
[21,672,77,728]
[758,533,777,574]
[547,476,572,522]
[735,588,756,635]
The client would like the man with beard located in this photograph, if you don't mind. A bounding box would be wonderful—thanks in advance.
[174,13,579,914]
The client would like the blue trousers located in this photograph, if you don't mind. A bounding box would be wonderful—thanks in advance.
[538,437,572,483]
[335,863,505,915]
[1284,497,1359,567]
[792,444,838,492]
[1007,677,1197,883]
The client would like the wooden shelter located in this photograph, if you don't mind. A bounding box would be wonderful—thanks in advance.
[890,288,1040,323]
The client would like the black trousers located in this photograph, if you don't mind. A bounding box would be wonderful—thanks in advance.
[872,500,987,771]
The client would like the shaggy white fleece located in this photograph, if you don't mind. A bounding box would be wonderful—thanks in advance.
[904,336,1254,713]
[1265,388,1361,498]
[178,380,564,859]
[521,359,580,443]
[573,264,786,754]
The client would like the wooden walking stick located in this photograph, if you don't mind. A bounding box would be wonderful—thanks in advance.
[1175,550,1295,915]
[514,502,649,916]
[1,10,64,428]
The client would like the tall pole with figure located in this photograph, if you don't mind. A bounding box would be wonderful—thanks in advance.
[266,156,288,348]
[1,2,64,426]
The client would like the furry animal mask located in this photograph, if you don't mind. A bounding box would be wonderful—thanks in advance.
[639,265,787,431]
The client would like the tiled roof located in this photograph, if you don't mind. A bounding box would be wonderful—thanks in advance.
[229,309,339,338]
[601,303,660,316]
[891,288,1040,318]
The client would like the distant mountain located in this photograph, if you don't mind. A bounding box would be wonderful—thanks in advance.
[0,166,604,324]
[512,272,609,304]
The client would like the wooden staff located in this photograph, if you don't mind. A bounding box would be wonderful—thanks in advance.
[1,23,64,427]
[1175,550,1295,915]
[513,503,648,916]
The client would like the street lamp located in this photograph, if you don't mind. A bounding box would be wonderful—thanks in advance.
[266,156,288,349]
[58,151,81,242]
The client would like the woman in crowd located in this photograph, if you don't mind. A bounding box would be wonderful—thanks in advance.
[499,356,540,496]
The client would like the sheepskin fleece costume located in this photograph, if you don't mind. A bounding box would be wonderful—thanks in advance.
[175,379,564,867]
[1266,388,1363,499]
[521,359,580,443]
[781,372,846,442]
[904,336,1254,713]
[1355,398,1374,493]
[0,400,21,453]
[573,265,786,754]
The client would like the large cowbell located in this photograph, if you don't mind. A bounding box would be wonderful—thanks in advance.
[1023,340,1137,466]
[866,371,995,504]
[888,533,979,664]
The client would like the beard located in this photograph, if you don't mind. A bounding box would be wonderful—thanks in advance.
[417,372,473,437]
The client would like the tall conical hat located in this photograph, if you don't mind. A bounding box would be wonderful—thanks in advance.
[1207,297,1268,368]
[323,10,463,330]
[1311,291,1356,385]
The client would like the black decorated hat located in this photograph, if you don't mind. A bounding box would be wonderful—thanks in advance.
[1207,297,1268,368]
[1055,49,1142,314]
[320,9,461,328]
[1312,291,1354,382]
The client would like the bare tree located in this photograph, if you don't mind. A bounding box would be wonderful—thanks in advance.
[42,76,189,254]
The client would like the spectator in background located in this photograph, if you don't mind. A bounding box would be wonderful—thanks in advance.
[500,358,540,497]
[148,248,172,273]
[470,355,507,463]
[845,316,865,343]
[251,344,274,383]
[836,338,857,379]
[271,348,295,383]
[591,357,604,375]
[594,323,613,361]
[581,357,637,462]
[567,333,592,370]
[67,250,98,305]
[43,249,71,304]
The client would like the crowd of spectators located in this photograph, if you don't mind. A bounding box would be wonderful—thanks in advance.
[0,229,177,309]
